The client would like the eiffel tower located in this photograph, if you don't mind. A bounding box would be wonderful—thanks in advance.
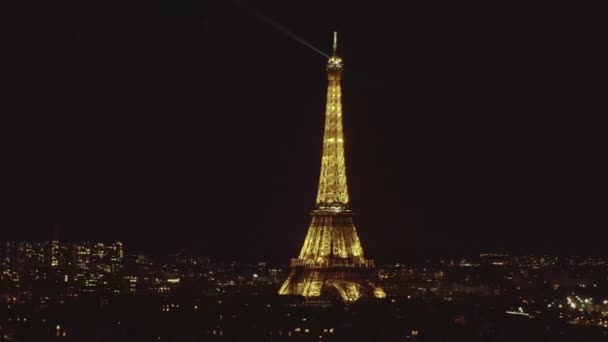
[279,33,385,302]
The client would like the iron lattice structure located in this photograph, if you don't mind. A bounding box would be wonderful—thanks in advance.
[279,33,385,302]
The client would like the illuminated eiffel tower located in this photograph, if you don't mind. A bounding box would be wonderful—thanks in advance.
[279,33,385,303]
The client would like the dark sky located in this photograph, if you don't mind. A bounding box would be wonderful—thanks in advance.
[1,2,608,261]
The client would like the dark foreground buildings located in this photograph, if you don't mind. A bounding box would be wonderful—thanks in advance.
[1,242,608,341]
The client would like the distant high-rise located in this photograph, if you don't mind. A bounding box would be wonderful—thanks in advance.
[279,33,385,302]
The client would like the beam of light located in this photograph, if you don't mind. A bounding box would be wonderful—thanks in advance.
[233,0,329,58]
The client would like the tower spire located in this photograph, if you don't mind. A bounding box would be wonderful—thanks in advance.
[333,31,338,54]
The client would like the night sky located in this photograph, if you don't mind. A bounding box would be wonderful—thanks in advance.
[2,3,608,261]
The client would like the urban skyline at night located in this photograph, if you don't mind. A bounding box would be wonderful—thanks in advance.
[2,2,608,340]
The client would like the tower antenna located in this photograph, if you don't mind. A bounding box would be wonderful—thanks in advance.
[333,31,338,54]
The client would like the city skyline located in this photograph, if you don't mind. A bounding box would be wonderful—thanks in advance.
[2,2,608,261]
[3,239,608,340]
[3,3,608,341]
